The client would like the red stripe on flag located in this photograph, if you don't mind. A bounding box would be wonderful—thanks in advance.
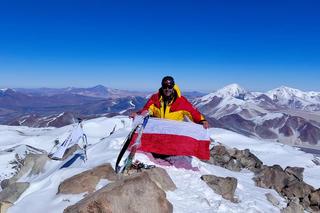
[130,133,210,160]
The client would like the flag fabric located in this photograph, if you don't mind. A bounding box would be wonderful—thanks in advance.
[130,118,210,160]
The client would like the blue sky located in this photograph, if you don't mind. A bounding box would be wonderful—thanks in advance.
[0,0,320,92]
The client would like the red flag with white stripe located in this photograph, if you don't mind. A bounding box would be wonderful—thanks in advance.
[130,118,210,160]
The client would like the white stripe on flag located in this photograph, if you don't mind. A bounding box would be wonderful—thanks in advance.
[143,118,208,140]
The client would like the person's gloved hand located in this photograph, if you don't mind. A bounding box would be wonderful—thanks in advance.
[201,120,209,129]
[129,112,137,119]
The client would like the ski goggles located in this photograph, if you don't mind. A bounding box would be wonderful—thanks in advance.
[162,84,174,89]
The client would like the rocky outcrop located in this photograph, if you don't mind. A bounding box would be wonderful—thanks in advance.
[298,122,320,144]
[58,163,117,194]
[58,164,176,196]
[254,164,319,212]
[206,145,262,172]
[281,198,304,213]
[0,150,49,209]
[0,182,29,203]
[64,171,173,213]
[309,189,320,209]
[284,166,304,182]
[201,175,237,202]
[254,165,291,192]
[1,153,49,189]
[206,144,320,211]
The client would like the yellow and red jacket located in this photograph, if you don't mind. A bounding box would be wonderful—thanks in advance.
[140,84,206,123]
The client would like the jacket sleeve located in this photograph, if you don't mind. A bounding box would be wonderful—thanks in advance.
[180,97,206,124]
[137,94,157,116]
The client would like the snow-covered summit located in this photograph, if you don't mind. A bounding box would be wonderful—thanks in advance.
[195,84,320,112]
[0,88,14,92]
[195,84,250,106]
[214,83,248,98]
[0,88,16,95]
[266,86,320,104]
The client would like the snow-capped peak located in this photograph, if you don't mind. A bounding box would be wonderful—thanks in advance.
[266,86,320,103]
[214,83,247,98]
[267,86,304,99]
[0,88,16,93]
[195,84,248,106]
[0,88,9,92]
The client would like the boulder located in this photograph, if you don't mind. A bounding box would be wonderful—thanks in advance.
[64,172,172,213]
[253,165,289,193]
[144,168,176,191]
[206,145,263,173]
[58,163,117,194]
[235,149,263,173]
[282,181,313,201]
[121,166,176,192]
[253,164,320,211]
[0,182,30,203]
[309,189,320,211]
[201,175,237,202]
[207,145,241,171]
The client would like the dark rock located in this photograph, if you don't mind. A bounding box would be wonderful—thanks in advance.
[298,123,320,145]
[206,145,263,173]
[255,125,278,139]
[0,180,9,190]
[310,189,320,207]
[282,181,313,208]
[218,114,256,137]
[234,149,263,173]
[0,182,30,203]
[284,166,304,182]
[201,175,238,202]
[281,198,304,213]
[226,159,242,172]
[279,125,294,137]
[253,164,320,211]
[207,145,234,168]
[253,165,289,193]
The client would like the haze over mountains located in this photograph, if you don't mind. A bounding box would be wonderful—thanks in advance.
[1,84,320,147]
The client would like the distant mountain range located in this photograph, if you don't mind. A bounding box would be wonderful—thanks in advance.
[193,84,320,147]
[0,86,147,127]
[0,85,204,128]
[13,85,149,98]
[1,84,320,147]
